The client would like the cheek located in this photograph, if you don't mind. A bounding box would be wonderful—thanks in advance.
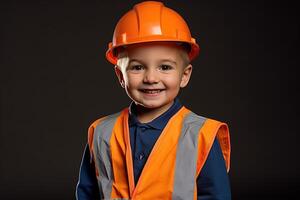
[124,73,142,88]
[164,75,182,88]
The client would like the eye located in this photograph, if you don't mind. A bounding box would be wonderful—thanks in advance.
[129,65,144,71]
[159,64,173,71]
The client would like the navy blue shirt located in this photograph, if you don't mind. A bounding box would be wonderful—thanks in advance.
[76,99,231,199]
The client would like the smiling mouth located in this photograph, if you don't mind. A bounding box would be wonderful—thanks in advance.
[140,89,165,94]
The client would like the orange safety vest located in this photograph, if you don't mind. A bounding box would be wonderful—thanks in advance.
[88,106,230,200]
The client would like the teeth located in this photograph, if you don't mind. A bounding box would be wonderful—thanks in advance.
[142,89,161,94]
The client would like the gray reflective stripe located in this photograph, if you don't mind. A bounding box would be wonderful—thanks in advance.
[172,112,206,200]
[93,112,120,199]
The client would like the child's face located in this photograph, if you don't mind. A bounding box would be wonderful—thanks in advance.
[115,42,192,112]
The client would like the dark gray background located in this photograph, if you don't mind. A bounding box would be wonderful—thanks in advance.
[1,0,299,199]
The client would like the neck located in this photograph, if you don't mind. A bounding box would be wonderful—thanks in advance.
[135,101,174,123]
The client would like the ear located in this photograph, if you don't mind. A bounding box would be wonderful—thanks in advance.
[114,65,125,88]
[180,64,193,88]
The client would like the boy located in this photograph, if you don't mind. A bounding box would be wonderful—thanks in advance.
[76,1,231,199]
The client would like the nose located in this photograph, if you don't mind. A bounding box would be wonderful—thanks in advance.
[143,68,159,84]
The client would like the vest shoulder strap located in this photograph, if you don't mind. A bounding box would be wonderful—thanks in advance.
[87,110,124,158]
[87,116,106,154]
[196,117,231,175]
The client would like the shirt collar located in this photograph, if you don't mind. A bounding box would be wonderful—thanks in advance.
[129,98,183,130]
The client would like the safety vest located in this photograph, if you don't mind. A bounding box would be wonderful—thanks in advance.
[88,106,230,200]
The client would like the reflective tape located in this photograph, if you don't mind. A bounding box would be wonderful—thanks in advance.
[93,112,120,199]
[172,112,206,199]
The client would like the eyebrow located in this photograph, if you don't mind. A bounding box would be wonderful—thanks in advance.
[160,59,177,65]
[128,59,144,64]
[129,58,177,65]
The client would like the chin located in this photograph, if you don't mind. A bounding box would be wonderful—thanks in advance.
[133,100,160,109]
[138,102,158,108]
[142,101,171,110]
[143,104,161,109]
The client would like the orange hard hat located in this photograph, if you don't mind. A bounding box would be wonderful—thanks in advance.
[106,1,200,65]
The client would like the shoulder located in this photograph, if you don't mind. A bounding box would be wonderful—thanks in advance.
[87,108,127,147]
[88,109,127,130]
[182,108,225,128]
[184,110,207,125]
[187,110,230,145]
[184,108,227,128]
[182,110,229,141]
[88,112,120,130]
[189,111,231,172]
